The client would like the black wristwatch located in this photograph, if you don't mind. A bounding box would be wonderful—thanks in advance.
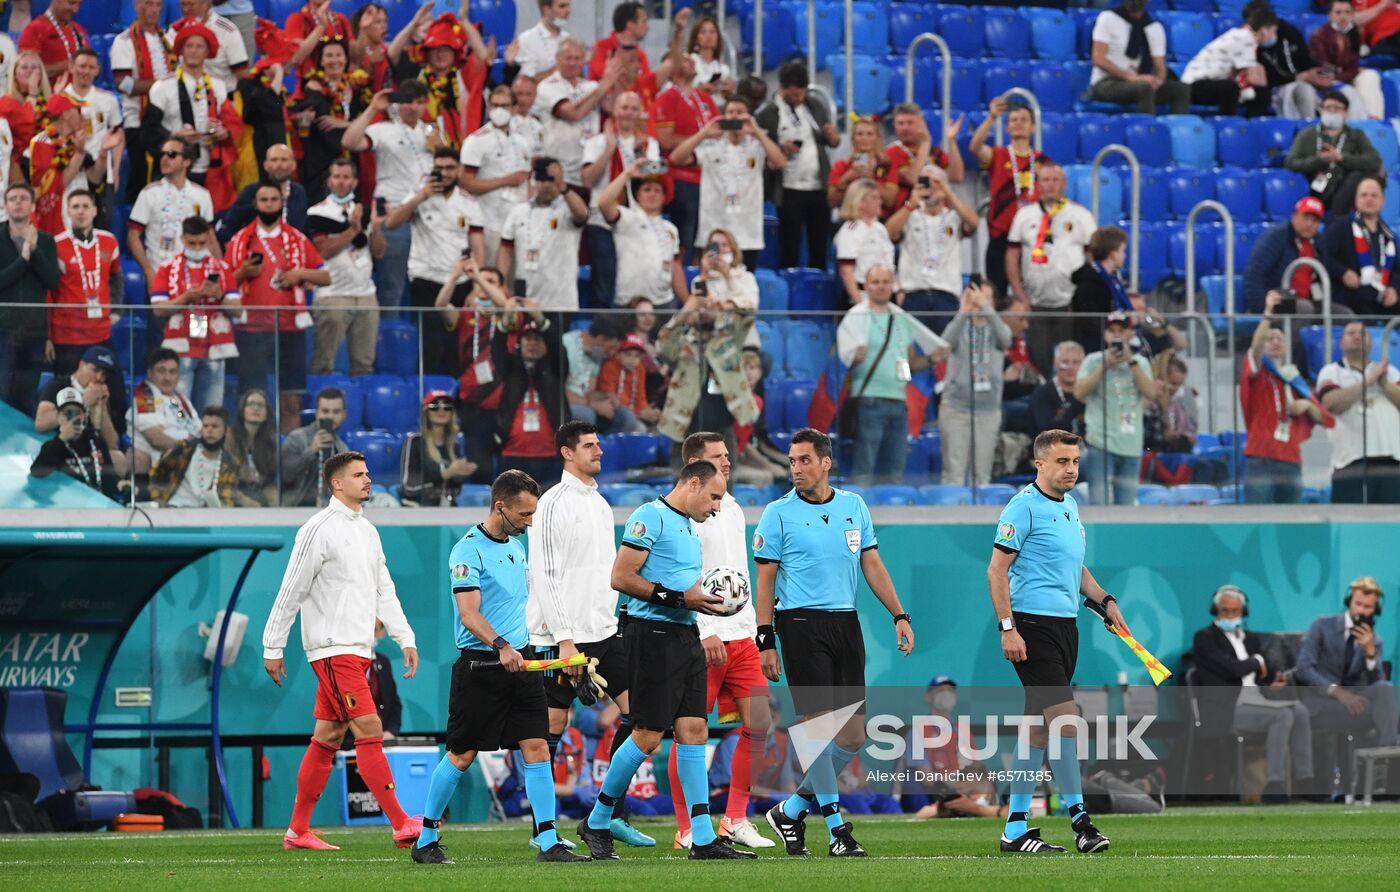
[998,616,1015,633]
[490,635,508,651]
[893,613,912,626]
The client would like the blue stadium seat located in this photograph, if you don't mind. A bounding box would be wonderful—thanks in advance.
[732,484,769,507]
[759,215,780,269]
[344,431,401,485]
[1133,222,1172,290]
[869,484,919,505]
[762,378,792,432]
[1231,224,1266,270]
[935,5,985,58]
[267,0,301,25]
[456,484,492,506]
[1174,484,1221,504]
[1029,62,1075,114]
[1165,115,1216,169]
[472,0,516,47]
[1163,12,1212,62]
[848,1,890,56]
[1077,115,1126,164]
[1263,169,1310,220]
[784,381,816,432]
[1137,483,1172,505]
[790,1,842,69]
[600,484,660,507]
[1210,12,1237,36]
[917,484,972,505]
[892,53,935,107]
[740,5,796,70]
[1039,114,1078,165]
[306,374,365,431]
[904,433,938,481]
[755,320,785,371]
[1064,164,1121,225]
[74,0,119,32]
[945,57,984,111]
[614,432,664,468]
[973,484,1017,505]
[1355,120,1400,171]
[1252,117,1301,167]
[755,268,789,313]
[1170,221,1222,277]
[1212,117,1259,168]
[888,4,938,54]
[361,375,417,434]
[1137,167,1170,223]
[829,53,892,116]
[1124,119,1172,167]
[1270,0,1313,13]
[1168,169,1216,218]
[783,323,833,378]
[121,259,147,305]
[375,319,418,378]
[598,434,627,476]
[1074,9,1102,59]
[110,315,147,377]
[781,268,837,314]
[984,8,1030,58]
[982,61,1032,102]
[1215,168,1264,224]
[1172,0,1215,9]
[1024,8,1075,60]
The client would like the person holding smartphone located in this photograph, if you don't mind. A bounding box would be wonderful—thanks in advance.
[499,156,589,314]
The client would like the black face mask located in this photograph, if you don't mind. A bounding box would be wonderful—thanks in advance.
[257,209,282,226]
[203,436,225,452]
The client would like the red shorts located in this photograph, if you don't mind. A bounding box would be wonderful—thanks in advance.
[708,638,768,721]
[311,655,376,722]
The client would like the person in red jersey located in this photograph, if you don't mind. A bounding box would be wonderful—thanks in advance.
[151,215,241,413]
[47,189,120,376]
[18,0,87,81]
[968,97,1052,300]
[28,93,121,236]
[262,450,422,851]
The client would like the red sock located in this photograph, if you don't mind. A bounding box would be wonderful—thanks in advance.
[667,742,690,834]
[290,738,337,834]
[354,736,410,829]
[726,727,754,821]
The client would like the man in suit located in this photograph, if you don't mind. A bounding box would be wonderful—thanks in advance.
[1193,585,1313,800]
[1295,576,1396,746]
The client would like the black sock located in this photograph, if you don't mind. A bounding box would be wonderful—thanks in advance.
[609,717,633,820]
[1069,802,1089,831]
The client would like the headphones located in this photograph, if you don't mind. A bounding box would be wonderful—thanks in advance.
[1343,576,1384,618]
[1209,585,1249,617]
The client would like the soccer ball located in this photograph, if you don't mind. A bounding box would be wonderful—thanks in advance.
[701,566,750,617]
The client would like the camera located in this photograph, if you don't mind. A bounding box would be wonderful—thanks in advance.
[719,118,742,132]
[638,159,669,177]
[918,175,931,189]
[532,158,554,182]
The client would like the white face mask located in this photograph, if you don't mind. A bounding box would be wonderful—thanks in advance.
[932,690,956,712]
[1321,111,1345,129]
[720,251,734,266]
[184,247,210,262]
[329,191,355,205]
[550,14,567,28]
[1332,21,1354,32]
[489,106,512,128]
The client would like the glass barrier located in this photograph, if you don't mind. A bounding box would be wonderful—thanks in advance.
[2,298,1399,510]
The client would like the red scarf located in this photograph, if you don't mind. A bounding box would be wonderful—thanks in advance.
[128,23,174,115]
[1030,198,1065,265]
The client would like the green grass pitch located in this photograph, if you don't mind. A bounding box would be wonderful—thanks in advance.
[2,805,1396,889]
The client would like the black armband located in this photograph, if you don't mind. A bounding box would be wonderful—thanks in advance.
[652,584,684,609]
[755,624,777,652]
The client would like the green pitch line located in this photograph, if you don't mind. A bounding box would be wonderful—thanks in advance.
[1,805,1396,890]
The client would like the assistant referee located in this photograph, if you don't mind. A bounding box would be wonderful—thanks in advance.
[987,429,1130,855]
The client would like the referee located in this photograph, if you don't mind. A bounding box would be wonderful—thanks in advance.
[575,461,756,861]
[754,428,915,858]
[988,429,1127,855]
[409,471,589,865]
[527,421,650,847]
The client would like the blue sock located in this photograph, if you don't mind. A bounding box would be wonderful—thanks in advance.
[587,736,649,830]
[676,744,716,845]
[1047,740,1086,825]
[416,756,465,847]
[781,790,815,820]
[818,745,861,839]
[1003,745,1044,840]
[523,760,559,849]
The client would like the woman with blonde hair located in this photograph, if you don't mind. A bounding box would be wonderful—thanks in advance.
[0,49,52,148]
[834,177,895,304]
[400,389,477,506]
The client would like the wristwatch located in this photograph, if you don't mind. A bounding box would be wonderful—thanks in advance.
[998,616,1015,633]
[893,613,912,626]
[490,635,508,651]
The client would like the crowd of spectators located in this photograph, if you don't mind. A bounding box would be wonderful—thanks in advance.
[3,0,1400,506]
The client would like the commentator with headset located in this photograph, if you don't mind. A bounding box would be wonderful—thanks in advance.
[1193,585,1314,801]
[1295,576,1397,747]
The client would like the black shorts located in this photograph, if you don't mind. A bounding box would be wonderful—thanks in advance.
[539,633,630,711]
[445,646,549,754]
[624,618,706,732]
[1011,612,1079,715]
[775,608,866,717]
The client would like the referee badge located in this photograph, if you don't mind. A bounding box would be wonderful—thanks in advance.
[752,532,764,551]
[628,521,647,539]
[997,522,1016,542]
[844,529,860,553]
[451,563,469,582]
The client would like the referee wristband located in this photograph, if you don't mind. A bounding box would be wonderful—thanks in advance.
[652,584,684,609]
[755,624,777,652]
[1101,594,1118,608]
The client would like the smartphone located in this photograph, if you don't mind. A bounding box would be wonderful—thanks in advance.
[460,245,472,259]
[318,417,333,433]
[918,175,931,188]
[430,170,443,183]
[533,158,554,182]
[375,197,387,216]
[968,273,985,288]
[1277,297,1298,315]
[706,242,722,255]
[249,251,264,265]
[386,89,413,103]
[710,72,721,83]
[695,279,709,297]
[719,118,742,132]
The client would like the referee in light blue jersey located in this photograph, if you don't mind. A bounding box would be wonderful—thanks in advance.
[987,429,1133,856]
[753,427,914,859]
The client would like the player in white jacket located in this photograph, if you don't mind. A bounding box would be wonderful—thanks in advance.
[527,420,654,847]
[261,450,420,851]
[666,431,775,850]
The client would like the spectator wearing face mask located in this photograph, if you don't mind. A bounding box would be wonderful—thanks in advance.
[499,156,590,313]
[580,90,659,308]
[1309,0,1385,120]
[1179,5,1278,117]
[1286,92,1383,213]
[150,216,241,413]
[461,84,534,267]
[150,405,240,507]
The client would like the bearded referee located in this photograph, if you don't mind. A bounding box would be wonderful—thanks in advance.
[262,451,421,851]
[988,429,1128,855]
[755,428,915,858]
[666,432,774,850]
[410,471,589,864]
[575,460,756,861]
[528,421,651,847]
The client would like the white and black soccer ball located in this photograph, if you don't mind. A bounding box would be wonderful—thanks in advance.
[701,565,750,617]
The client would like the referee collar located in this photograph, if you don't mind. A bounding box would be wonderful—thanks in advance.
[796,487,835,505]
[476,522,509,544]
[1031,482,1064,503]
[658,496,688,518]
